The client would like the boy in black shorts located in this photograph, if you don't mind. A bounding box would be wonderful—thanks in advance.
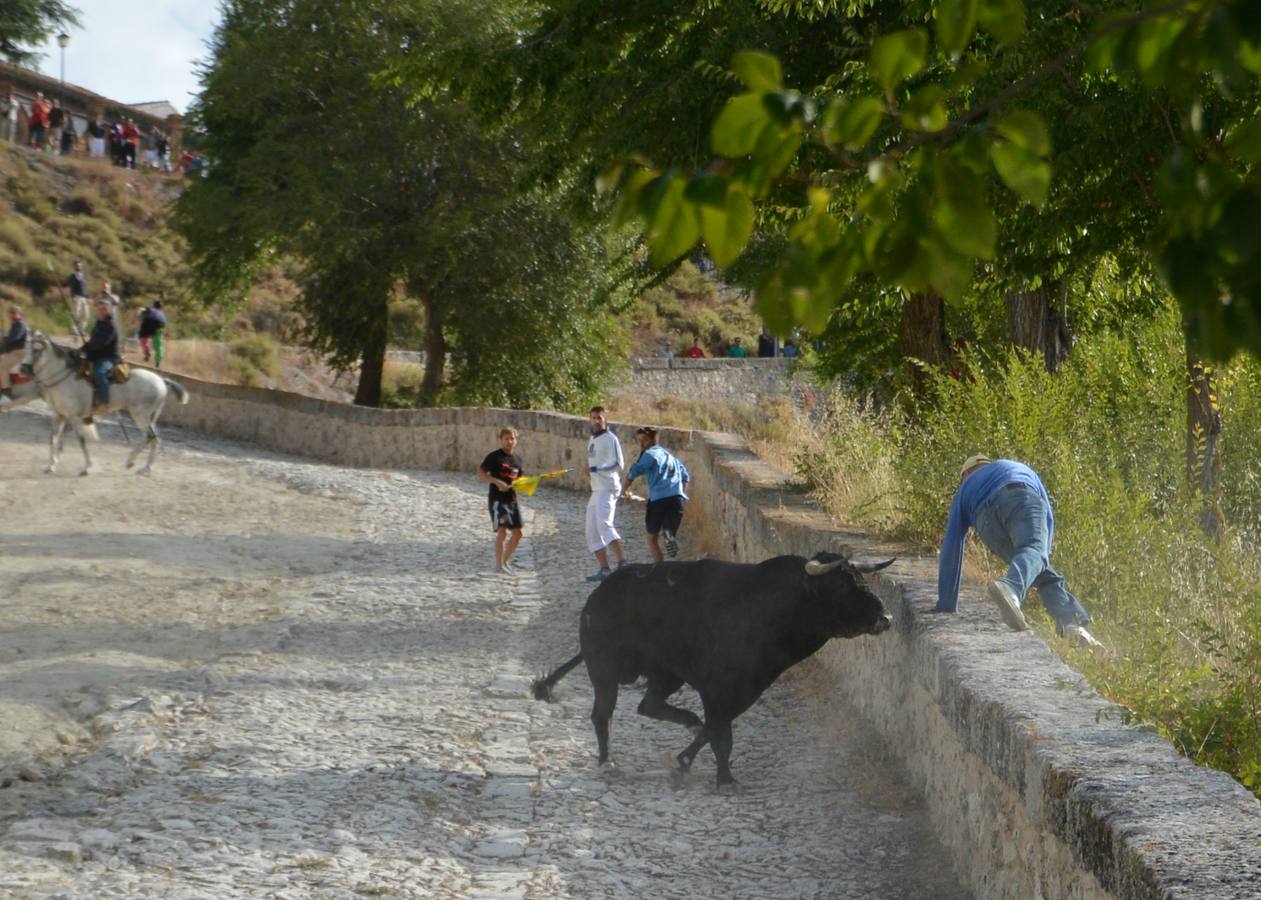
[477,427,525,573]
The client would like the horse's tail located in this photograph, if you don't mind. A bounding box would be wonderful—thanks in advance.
[532,652,583,702]
[163,379,189,405]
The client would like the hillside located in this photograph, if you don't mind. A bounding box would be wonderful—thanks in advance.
[0,144,767,396]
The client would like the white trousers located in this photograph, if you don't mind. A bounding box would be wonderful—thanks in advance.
[585,490,621,553]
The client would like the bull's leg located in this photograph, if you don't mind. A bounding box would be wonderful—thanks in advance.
[676,727,710,771]
[710,720,737,786]
[590,681,619,767]
[637,677,702,731]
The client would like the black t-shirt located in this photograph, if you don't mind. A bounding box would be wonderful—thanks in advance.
[67,271,86,297]
[480,449,523,503]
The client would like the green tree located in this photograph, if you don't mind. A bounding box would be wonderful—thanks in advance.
[176,0,630,408]
[0,0,78,64]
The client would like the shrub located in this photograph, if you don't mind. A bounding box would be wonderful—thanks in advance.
[229,333,279,382]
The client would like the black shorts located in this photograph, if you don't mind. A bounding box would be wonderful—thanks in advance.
[644,495,684,535]
[489,497,523,531]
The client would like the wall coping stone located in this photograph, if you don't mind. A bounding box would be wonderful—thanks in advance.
[157,374,1261,899]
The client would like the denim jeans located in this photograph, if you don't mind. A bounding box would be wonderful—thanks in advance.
[92,359,115,405]
[973,484,1089,629]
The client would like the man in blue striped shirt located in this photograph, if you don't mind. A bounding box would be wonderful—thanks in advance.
[937,454,1101,649]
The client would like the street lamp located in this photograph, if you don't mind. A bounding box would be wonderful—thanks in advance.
[57,32,69,101]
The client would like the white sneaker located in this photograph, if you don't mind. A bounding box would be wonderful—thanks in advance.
[987,579,1029,631]
[1065,624,1105,651]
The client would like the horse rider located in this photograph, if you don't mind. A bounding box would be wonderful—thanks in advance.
[0,305,29,403]
[82,297,120,417]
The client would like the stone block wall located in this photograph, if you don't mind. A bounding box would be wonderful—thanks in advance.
[616,357,798,405]
[160,376,1261,900]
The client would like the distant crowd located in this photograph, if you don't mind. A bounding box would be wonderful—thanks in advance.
[656,332,800,360]
[1,90,201,175]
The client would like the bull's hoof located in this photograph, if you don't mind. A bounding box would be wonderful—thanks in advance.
[78,469,91,477]
[715,777,742,794]
[598,760,619,776]
[43,466,56,475]
[675,752,693,771]
[136,467,152,477]
[125,459,135,469]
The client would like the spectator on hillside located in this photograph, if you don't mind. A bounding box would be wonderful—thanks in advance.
[683,337,705,359]
[60,114,77,155]
[156,132,171,172]
[98,281,120,309]
[727,336,749,358]
[1,92,17,144]
[122,119,140,169]
[781,339,800,358]
[656,341,674,359]
[47,101,64,153]
[87,115,106,158]
[28,92,49,149]
[757,331,774,358]
[66,260,89,335]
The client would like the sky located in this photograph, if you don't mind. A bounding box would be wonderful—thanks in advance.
[31,1,223,114]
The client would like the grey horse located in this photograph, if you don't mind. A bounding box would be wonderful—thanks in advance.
[1,332,189,475]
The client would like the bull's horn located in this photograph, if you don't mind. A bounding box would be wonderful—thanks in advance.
[854,557,896,573]
[804,558,846,576]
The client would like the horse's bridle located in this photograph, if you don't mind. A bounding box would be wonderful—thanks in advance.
[28,337,78,391]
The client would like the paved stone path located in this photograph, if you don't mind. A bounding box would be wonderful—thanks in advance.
[0,414,969,898]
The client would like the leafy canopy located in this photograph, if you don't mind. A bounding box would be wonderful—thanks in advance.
[611,0,1261,361]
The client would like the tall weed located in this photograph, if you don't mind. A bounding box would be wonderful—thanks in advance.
[797,309,1261,796]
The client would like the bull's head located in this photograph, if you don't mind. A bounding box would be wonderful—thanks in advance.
[803,552,894,637]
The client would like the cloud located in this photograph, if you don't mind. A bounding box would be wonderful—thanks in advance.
[31,0,221,114]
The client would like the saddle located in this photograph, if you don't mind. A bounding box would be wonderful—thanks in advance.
[78,359,131,384]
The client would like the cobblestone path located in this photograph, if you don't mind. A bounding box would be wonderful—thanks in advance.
[0,411,969,898]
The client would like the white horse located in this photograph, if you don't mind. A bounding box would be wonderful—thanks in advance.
[3,332,189,475]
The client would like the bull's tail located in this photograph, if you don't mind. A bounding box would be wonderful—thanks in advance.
[532,652,583,702]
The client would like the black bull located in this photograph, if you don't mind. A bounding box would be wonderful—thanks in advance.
[532,552,895,786]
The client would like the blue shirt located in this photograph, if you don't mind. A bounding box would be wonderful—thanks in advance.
[626,445,689,501]
[936,460,1052,613]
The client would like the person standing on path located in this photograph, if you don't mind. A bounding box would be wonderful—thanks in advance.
[138,300,167,365]
[936,454,1103,649]
[477,427,525,574]
[584,405,626,582]
[1,92,18,144]
[622,426,689,562]
[727,336,749,358]
[0,306,30,401]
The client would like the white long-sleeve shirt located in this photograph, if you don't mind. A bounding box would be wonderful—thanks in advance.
[587,429,624,492]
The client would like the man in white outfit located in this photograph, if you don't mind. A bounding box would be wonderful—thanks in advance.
[584,405,626,582]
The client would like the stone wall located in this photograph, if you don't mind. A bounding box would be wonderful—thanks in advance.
[617,357,799,405]
[159,376,1261,900]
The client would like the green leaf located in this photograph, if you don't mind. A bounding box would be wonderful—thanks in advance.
[901,85,949,132]
[1227,120,1261,163]
[978,0,1026,46]
[711,93,774,157]
[821,96,884,150]
[935,175,997,259]
[700,188,755,267]
[870,29,929,94]
[611,167,657,228]
[949,58,990,89]
[1211,190,1261,266]
[1241,38,1261,75]
[995,110,1050,157]
[937,0,979,57]
[639,175,701,264]
[991,142,1051,205]
[744,129,803,196]
[684,173,729,207]
[731,50,783,92]
[950,129,992,174]
[1134,16,1187,85]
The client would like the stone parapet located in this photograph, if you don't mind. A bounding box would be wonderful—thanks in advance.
[159,375,1261,900]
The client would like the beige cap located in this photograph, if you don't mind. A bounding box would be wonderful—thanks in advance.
[960,454,992,478]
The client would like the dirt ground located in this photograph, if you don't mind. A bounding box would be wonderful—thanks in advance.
[0,406,356,791]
